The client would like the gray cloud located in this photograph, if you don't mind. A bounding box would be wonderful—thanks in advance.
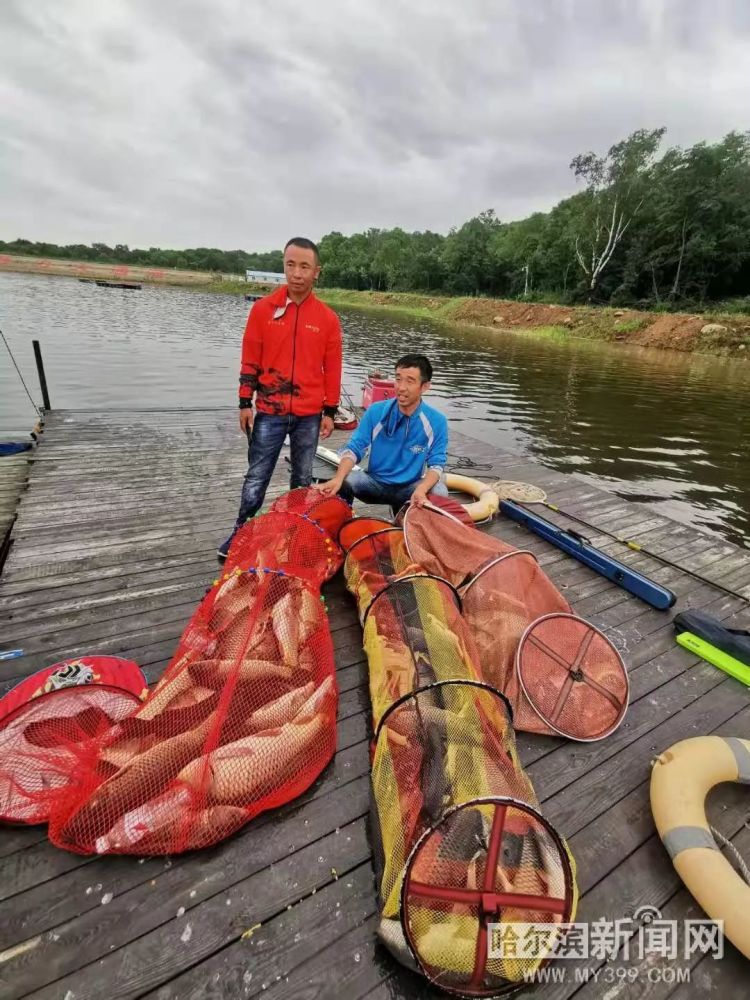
[1,0,748,250]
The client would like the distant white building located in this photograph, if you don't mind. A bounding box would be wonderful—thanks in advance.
[246,269,285,285]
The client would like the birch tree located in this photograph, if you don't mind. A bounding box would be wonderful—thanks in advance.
[570,128,666,297]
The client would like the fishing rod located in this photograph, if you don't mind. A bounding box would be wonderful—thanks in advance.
[499,499,678,610]
[522,498,748,605]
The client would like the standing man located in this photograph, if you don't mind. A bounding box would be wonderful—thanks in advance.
[219,237,342,558]
[315,354,449,515]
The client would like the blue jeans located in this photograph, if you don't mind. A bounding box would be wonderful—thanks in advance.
[338,469,448,516]
[237,412,321,524]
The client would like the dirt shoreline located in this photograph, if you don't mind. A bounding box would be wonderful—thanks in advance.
[316,289,750,359]
[3,254,749,358]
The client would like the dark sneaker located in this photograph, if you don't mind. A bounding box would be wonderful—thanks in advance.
[217,530,237,560]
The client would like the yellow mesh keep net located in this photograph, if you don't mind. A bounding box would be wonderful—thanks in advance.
[341,515,578,996]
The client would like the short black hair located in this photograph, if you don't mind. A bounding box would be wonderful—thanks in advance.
[284,237,320,263]
[396,354,433,382]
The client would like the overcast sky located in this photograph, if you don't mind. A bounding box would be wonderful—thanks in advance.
[1,0,749,252]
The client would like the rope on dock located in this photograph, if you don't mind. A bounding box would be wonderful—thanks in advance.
[1,329,41,418]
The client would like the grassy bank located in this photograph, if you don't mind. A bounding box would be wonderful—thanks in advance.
[166,280,750,358]
[313,288,750,358]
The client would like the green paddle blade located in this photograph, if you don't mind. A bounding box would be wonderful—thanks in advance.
[676,631,750,686]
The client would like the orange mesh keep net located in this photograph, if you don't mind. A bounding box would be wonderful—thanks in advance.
[0,489,350,855]
[461,552,570,737]
[402,504,628,741]
[400,503,517,582]
[343,516,578,996]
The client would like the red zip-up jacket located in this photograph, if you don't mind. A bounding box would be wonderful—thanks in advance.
[239,285,342,417]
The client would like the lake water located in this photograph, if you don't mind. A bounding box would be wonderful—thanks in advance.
[2,270,749,547]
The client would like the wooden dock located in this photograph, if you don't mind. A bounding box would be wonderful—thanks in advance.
[0,448,31,574]
[1,407,749,999]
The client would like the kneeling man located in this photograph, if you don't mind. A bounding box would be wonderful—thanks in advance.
[316,354,449,514]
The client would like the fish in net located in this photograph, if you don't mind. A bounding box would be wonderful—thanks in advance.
[343,515,578,995]
[1,489,352,856]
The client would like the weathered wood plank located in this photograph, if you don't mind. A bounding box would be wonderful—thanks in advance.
[1,714,370,910]
[519,709,750,1000]
[538,675,744,835]
[143,861,379,1000]
[0,554,219,610]
[0,581,211,644]
[14,813,372,998]
[3,408,748,1000]
[0,597,361,693]
[2,755,371,952]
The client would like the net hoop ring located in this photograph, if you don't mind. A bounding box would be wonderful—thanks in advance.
[400,795,577,997]
[0,684,144,826]
[0,683,142,735]
[362,572,462,627]
[402,499,468,531]
[301,492,353,531]
[342,528,406,588]
[337,516,394,552]
[401,502,472,562]
[458,550,540,598]
[269,489,352,535]
[375,678,513,741]
[515,612,629,743]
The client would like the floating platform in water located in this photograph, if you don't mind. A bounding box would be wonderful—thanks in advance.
[1,408,749,998]
[94,280,142,290]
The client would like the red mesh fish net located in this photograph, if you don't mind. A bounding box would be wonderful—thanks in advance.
[268,490,354,543]
[0,489,350,854]
[0,656,147,726]
[0,686,142,824]
[461,552,570,737]
[403,504,628,741]
[343,517,578,995]
[225,491,351,584]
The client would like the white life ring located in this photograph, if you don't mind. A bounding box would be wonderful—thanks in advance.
[650,736,750,959]
[444,474,499,522]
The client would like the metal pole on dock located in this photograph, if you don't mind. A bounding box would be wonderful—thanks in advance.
[32,339,51,410]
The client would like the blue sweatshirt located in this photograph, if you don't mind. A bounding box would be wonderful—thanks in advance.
[340,398,449,484]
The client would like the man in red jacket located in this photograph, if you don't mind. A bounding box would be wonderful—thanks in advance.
[219,237,343,558]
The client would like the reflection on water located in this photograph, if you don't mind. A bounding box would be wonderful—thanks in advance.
[2,271,749,546]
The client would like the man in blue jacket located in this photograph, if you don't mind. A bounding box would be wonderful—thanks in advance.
[315,354,449,513]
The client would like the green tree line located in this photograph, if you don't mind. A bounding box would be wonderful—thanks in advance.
[0,241,284,277]
[3,128,749,307]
